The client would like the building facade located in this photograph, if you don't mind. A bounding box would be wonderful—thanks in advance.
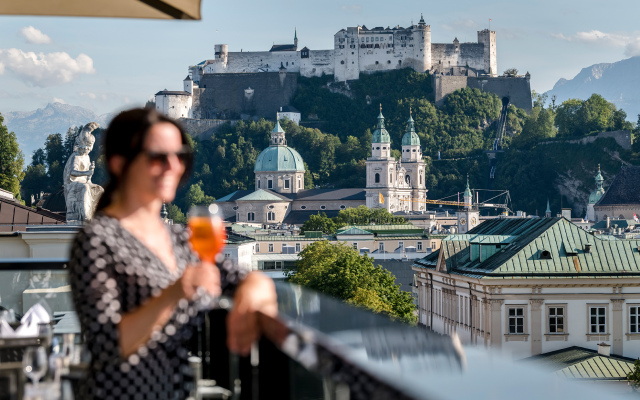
[413,217,640,359]
[365,109,427,213]
[594,166,640,222]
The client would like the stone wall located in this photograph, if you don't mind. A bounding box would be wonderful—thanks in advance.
[431,43,485,73]
[179,118,237,139]
[433,75,532,112]
[538,130,632,150]
[194,72,298,119]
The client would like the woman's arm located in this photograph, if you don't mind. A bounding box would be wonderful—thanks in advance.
[118,262,220,358]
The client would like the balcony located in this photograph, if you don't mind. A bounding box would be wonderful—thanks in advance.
[0,259,624,399]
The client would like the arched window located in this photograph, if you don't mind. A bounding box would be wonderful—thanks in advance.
[267,211,276,221]
[375,173,380,183]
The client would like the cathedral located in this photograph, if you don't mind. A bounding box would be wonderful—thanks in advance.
[217,108,432,225]
[365,107,427,212]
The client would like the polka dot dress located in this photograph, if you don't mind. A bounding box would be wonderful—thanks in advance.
[69,213,241,400]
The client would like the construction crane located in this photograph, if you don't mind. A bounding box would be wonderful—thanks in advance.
[399,189,512,214]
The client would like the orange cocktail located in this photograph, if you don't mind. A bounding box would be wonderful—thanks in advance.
[188,205,226,262]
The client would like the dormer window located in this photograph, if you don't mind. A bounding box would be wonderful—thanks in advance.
[540,250,552,260]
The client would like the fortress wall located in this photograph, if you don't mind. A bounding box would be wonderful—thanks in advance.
[300,50,334,77]
[178,118,237,139]
[433,75,468,106]
[155,94,192,120]
[195,72,298,119]
[467,76,532,112]
[431,43,484,72]
[538,130,632,150]
[211,51,303,74]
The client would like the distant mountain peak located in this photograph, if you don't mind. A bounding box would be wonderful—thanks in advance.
[545,56,640,119]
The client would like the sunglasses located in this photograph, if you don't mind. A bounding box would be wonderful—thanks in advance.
[143,146,192,167]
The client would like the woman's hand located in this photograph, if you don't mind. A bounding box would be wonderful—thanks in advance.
[226,272,277,356]
[177,262,221,300]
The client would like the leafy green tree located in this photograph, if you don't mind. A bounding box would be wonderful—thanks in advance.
[300,213,338,234]
[166,203,187,224]
[184,182,215,208]
[0,114,25,199]
[627,359,640,391]
[503,68,518,77]
[512,106,556,148]
[21,164,47,203]
[287,241,416,324]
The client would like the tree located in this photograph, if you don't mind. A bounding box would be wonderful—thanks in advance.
[503,68,518,77]
[300,213,338,234]
[166,203,187,224]
[286,241,416,324]
[627,359,640,391]
[0,113,25,199]
[184,182,215,208]
[21,164,47,203]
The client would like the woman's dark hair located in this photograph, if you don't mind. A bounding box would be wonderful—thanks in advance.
[96,108,193,211]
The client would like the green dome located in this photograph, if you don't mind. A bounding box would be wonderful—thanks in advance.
[401,114,420,146]
[372,110,391,144]
[254,146,305,172]
[588,188,605,204]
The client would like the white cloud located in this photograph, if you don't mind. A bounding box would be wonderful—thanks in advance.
[0,49,95,87]
[442,19,480,32]
[552,30,640,57]
[52,97,66,104]
[340,5,362,12]
[79,92,97,99]
[20,26,52,44]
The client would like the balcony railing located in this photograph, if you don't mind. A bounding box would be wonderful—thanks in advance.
[0,259,624,400]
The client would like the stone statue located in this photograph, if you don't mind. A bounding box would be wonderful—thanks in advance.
[63,122,104,222]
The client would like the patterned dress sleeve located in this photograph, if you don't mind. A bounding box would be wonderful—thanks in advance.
[68,223,126,367]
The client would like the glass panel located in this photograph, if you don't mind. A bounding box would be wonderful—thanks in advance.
[591,308,597,316]
[557,308,563,315]
[549,308,556,316]
[516,309,523,316]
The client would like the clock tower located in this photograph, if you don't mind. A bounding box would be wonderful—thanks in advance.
[457,177,480,234]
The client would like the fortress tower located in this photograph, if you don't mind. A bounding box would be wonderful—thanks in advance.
[477,29,497,77]
[415,14,432,73]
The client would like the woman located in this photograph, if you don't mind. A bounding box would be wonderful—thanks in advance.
[68,108,277,399]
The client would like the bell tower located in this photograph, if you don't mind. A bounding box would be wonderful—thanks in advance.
[457,176,480,233]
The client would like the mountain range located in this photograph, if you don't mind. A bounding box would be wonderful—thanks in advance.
[544,56,640,120]
[1,102,112,162]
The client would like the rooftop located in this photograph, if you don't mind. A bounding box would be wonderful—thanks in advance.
[524,347,635,381]
[596,166,640,206]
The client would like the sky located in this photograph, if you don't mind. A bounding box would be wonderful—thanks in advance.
[1,0,639,115]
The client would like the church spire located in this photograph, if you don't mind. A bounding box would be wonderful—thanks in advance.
[294,27,298,48]
[463,175,472,209]
[545,199,551,218]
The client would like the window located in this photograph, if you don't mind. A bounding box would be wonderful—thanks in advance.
[268,244,274,252]
[232,206,238,211]
[268,179,273,189]
[340,205,346,209]
[255,243,260,253]
[320,205,326,210]
[417,241,423,251]
[282,244,287,252]
[298,179,301,189]
[267,211,276,221]
[508,307,525,334]
[352,243,358,250]
[548,306,565,333]
[589,306,606,334]
[295,243,301,253]
[247,212,255,221]
[379,242,384,252]
[375,173,380,183]
[300,205,307,210]
[540,250,552,260]
[284,180,290,189]
[224,253,230,258]
[257,180,261,188]
[631,306,640,333]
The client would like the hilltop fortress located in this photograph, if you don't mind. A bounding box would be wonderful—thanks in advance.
[156,15,531,121]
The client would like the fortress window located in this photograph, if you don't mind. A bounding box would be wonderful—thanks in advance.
[361,38,364,42]
[388,60,391,64]
[341,61,345,64]
[375,61,379,65]
[375,173,380,183]
[292,62,294,65]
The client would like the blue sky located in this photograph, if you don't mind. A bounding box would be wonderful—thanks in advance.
[1,0,639,115]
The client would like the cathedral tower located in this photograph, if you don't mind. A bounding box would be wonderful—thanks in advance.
[586,164,606,221]
[457,177,479,233]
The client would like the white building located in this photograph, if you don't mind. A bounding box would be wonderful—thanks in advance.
[277,106,301,125]
[413,217,640,359]
[365,108,427,212]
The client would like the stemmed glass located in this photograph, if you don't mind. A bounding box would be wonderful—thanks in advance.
[23,346,48,389]
[188,204,226,263]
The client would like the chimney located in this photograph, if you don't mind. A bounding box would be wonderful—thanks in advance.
[561,208,571,220]
[584,243,592,253]
[606,217,610,229]
[280,107,283,111]
[597,342,611,357]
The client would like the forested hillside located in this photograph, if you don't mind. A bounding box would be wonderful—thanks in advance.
[16,70,640,220]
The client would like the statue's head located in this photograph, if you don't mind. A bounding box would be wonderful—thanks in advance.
[74,122,99,154]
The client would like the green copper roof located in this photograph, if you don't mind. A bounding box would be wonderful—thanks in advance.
[589,165,606,204]
[254,146,305,172]
[237,189,290,202]
[525,347,635,381]
[272,120,285,133]
[336,227,374,236]
[401,113,420,146]
[413,218,640,279]
[545,199,551,214]
[371,108,391,144]
[463,178,472,198]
